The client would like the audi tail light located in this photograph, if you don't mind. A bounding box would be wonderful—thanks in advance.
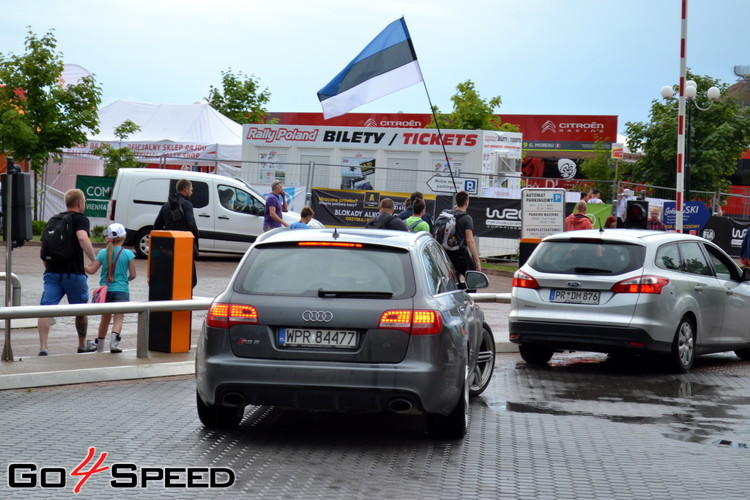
[611,276,669,294]
[378,310,442,335]
[513,270,540,289]
[206,303,258,329]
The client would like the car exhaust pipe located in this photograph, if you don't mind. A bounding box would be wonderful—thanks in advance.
[222,392,246,407]
[388,398,413,413]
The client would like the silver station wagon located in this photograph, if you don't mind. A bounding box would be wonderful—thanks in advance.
[510,229,750,372]
[196,228,495,438]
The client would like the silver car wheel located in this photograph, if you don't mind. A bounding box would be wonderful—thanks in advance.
[469,325,495,397]
[135,228,150,259]
[670,317,695,373]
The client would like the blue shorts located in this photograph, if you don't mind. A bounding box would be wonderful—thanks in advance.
[105,291,130,303]
[40,273,89,306]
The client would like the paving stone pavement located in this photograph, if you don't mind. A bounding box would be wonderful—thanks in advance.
[2,351,750,498]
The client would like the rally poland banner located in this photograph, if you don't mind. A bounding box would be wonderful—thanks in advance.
[245,125,522,157]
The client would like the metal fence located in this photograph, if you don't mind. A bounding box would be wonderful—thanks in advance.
[46,153,750,220]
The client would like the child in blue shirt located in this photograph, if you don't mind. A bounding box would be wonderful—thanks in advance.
[85,223,137,353]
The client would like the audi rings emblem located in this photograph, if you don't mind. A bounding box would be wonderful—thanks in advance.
[302,310,334,322]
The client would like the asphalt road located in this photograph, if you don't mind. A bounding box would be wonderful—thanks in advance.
[2,350,750,498]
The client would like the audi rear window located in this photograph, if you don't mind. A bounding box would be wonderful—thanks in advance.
[528,240,646,275]
[234,243,415,298]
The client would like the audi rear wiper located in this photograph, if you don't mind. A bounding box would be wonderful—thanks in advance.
[317,289,393,298]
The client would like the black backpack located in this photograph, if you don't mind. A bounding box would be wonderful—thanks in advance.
[366,214,396,229]
[40,213,76,264]
[434,209,467,251]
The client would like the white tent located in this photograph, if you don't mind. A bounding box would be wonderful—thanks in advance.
[44,100,244,221]
[65,100,243,162]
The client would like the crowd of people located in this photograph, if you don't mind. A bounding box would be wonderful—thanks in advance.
[36,181,683,356]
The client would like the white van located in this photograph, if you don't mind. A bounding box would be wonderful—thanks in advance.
[108,168,303,258]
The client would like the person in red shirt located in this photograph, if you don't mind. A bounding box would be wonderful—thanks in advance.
[647,206,667,231]
[565,200,594,231]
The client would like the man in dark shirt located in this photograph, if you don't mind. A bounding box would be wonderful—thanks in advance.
[154,179,199,287]
[38,189,98,356]
[398,191,434,233]
[445,191,482,279]
[365,198,408,231]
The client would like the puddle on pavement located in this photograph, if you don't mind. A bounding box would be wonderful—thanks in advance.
[491,356,750,446]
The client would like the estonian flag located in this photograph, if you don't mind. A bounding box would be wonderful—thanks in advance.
[318,17,423,119]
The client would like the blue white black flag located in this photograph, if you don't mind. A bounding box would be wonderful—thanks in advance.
[317,17,423,119]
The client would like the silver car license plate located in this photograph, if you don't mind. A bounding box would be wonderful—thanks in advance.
[550,290,600,305]
[279,328,358,348]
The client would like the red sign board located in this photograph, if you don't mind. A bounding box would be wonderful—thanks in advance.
[266,112,617,143]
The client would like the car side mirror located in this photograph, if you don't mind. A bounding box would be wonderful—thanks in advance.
[463,271,490,291]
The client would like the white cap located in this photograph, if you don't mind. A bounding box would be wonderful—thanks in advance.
[106,223,126,239]
[622,188,633,196]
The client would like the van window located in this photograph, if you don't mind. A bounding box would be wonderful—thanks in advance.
[168,180,208,209]
[218,184,264,215]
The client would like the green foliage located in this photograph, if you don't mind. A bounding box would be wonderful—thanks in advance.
[32,219,45,235]
[579,142,627,202]
[91,225,105,242]
[625,71,750,196]
[0,29,102,173]
[428,80,519,132]
[206,68,271,124]
[91,119,142,176]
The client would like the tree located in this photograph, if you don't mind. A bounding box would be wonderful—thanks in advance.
[579,142,624,202]
[91,120,142,177]
[428,80,519,132]
[625,71,750,196]
[0,30,102,173]
[206,69,271,124]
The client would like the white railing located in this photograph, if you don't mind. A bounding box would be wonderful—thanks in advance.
[471,293,511,303]
[0,298,214,360]
[0,293,510,362]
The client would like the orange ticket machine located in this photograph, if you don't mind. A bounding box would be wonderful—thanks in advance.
[147,230,194,353]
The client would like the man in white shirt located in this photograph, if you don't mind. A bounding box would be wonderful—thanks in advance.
[588,188,604,204]
[616,188,635,222]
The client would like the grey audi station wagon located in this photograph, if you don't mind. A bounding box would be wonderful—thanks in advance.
[196,227,495,438]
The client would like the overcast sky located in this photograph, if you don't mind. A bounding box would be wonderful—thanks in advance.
[3,0,749,135]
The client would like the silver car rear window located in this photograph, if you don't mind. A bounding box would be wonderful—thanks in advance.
[234,244,414,298]
[528,240,646,275]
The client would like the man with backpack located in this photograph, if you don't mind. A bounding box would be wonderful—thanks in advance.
[38,189,98,356]
[154,179,199,287]
[364,198,408,231]
[435,191,481,278]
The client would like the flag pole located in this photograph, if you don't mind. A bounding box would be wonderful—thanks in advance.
[422,82,459,194]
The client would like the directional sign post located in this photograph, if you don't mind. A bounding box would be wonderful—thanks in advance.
[426,175,478,195]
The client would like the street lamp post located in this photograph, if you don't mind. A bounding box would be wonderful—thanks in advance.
[660,81,720,226]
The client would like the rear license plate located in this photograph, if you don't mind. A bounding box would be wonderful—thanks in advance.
[279,328,358,348]
[550,289,600,305]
